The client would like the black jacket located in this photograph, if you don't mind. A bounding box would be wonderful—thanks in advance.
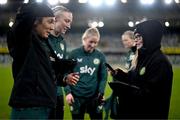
[7,3,57,108]
[8,32,57,108]
[112,20,173,119]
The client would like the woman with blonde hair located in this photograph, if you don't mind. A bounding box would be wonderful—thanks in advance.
[65,27,108,120]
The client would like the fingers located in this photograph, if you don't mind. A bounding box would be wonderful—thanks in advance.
[66,72,80,86]
[71,96,74,103]
[68,97,74,105]
[109,69,117,76]
[66,94,74,105]
[69,78,78,86]
[72,73,80,81]
[67,98,73,105]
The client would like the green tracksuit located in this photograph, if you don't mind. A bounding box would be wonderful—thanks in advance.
[65,46,107,117]
[48,34,66,119]
[48,34,66,96]
[65,46,107,97]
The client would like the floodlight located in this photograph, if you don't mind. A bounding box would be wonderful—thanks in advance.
[47,0,58,5]
[165,21,170,27]
[98,21,104,27]
[59,0,69,4]
[140,0,154,4]
[165,0,173,4]
[0,0,7,5]
[88,0,103,7]
[175,0,180,3]
[105,0,116,6]
[36,0,43,3]
[91,21,98,27]
[128,21,134,27]
[78,0,88,3]
[9,21,14,27]
[23,0,29,3]
[121,0,127,3]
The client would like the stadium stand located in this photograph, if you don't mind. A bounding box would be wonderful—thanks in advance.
[0,33,180,65]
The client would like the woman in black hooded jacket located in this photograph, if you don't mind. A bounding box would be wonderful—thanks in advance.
[110,20,173,119]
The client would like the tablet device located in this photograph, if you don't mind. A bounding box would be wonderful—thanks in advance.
[53,59,77,74]
[109,81,140,90]
[105,63,115,73]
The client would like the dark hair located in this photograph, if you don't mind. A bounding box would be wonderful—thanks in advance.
[35,17,43,23]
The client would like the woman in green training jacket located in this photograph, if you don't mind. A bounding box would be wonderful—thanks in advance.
[65,27,108,120]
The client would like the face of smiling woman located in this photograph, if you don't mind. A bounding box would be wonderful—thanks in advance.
[34,17,55,38]
[54,11,73,35]
[83,35,99,53]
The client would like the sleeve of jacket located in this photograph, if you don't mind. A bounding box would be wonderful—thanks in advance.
[98,53,108,95]
[63,50,75,95]
[6,11,34,58]
[128,59,173,97]
[64,85,72,95]
[7,29,16,57]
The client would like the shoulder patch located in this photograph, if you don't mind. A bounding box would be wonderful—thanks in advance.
[139,67,146,75]
[60,43,64,51]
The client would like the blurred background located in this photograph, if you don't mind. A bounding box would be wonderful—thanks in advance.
[0,0,180,119]
[0,0,180,65]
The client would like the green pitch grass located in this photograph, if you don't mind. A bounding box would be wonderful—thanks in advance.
[0,64,180,119]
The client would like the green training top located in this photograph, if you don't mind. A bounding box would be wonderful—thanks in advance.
[65,46,108,98]
[48,34,67,96]
[48,34,66,59]
[124,49,135,69]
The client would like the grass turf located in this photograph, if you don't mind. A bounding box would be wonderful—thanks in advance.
[0,64,180,119]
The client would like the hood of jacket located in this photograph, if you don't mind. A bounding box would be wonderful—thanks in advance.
[134,20,163,54]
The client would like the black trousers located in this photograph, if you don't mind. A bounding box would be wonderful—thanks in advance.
[49,95,64,119]
[71,97,103,120]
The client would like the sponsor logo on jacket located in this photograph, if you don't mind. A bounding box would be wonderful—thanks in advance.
[55,51,63,59]
[80,65,96,75]
[77,58,83,62]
